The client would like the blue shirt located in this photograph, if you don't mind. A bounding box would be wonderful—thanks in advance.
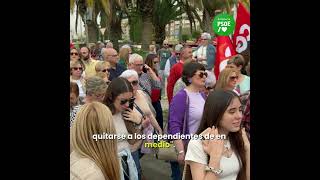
[108,63,126,81]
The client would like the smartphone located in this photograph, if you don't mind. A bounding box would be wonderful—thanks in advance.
[128,99,134,110]
[142,65,148,73]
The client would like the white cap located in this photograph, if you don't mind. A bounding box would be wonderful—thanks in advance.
[175,44,183,52]
[201,32,211,40]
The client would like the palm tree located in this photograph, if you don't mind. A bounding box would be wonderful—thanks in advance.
[137,0,155,50]
[153,0,183,44]
[71,0,125,48]
[183,0,238,34]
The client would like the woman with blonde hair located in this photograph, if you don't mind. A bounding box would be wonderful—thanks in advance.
[119,45,131,68]
[215,68,241,95]
[70,102,121,180]
[70,61,86,103]
[95,61,111,84]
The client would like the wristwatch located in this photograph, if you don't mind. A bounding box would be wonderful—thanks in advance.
[205,165,223,175]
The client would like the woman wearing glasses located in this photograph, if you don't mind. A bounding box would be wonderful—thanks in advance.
[95,61,111,84]
[215,68,241,95]
[103,77,140,180]
[227,55,250,95]
[71,48,86,79]
[144,54,164,130]
[70,61,86,104]
[120,70,163,180]
[168,62,208,180]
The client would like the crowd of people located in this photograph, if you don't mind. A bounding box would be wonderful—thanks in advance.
[70,32,250,180]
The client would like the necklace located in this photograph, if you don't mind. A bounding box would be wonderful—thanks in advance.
[223,140,232,158]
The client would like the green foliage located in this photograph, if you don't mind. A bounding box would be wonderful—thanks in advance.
[181,34,190,42]
[129,11,143,43]
[192,31,201,39]
[132,49,148,59]
[153,0,183,27]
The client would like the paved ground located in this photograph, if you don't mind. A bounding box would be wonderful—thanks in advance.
[140,90,173,180]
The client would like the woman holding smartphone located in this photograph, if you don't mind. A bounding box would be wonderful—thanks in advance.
[103,77,140,180]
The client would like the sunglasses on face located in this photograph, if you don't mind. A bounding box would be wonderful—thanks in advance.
[196,72,208,78]
[120,97,135,105]
[130,80,139,86]
[134,64,144,66]
[72,67,83,71]
[164,44,169,46]
[70,52,78,55]
[102,69,109,73]
[229,76,239,80]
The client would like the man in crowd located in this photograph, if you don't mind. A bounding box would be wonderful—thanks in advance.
[102,48,126,81]
[80,46,98,78]
[167,46,193,104]
[128,53,161,97]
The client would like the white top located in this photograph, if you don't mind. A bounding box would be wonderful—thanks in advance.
[193,45,207,65]
[113,113,130,152]
[74,79,86,98]
[185,138,240,180]
[70,151,105,180]
[164,58,171,77]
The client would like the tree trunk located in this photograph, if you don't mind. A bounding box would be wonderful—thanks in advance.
[203,9,213,34]
[138,0,155,51]
[141,16,154,50]
[107,18,122,52]
[155,25,166,45]
[87,21,99,43]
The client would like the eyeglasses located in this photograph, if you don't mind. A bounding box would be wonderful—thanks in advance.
[196,72,208,78]
[120,97,135,105]
[229,76,239,80]
[70,52,78,55]
[72,67,83,71]
[102,69,109,73]
[130,80,139,86]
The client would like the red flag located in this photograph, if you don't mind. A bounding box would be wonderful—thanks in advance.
[214,36,236,79]
[233,2,250,54]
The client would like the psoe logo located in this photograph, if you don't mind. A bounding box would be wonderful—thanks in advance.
[212,13,235,36]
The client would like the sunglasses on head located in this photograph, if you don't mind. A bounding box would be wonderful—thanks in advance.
[72,67,83,71]
[70,52,78,55]
[196,72,208,78]
[130,80,139,86]
[229,76,238,80]
[120,97,135,105]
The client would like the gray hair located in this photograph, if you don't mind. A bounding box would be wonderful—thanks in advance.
[85,76,108,95]
[129,53,143,64]
[121,44,131,50]
[201,32,211,40]
[106,42,113,48]
[101,48,107,58]
[119,70,139,79]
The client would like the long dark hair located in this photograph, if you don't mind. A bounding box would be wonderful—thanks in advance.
[145,53,159,76]
[198,90,247,180]
[103,77,133,114]
[185,90,247,180]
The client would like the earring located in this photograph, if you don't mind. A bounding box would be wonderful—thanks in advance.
[188,79,192,83]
